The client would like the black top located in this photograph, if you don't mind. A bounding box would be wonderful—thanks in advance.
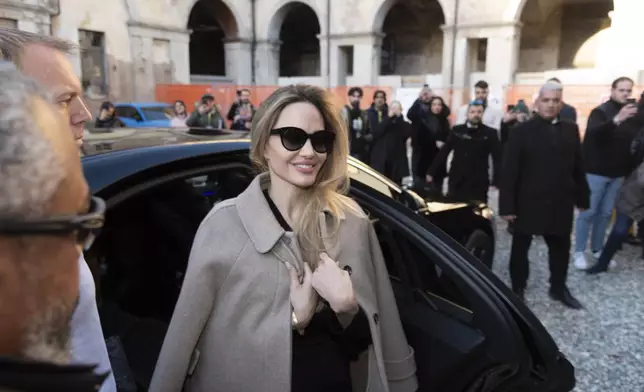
[262,190,372,392]
[583,99,640,178]
[0,357,107,392]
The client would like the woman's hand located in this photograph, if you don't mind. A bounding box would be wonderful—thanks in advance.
[311,253,358,315]
[286,262,317,328]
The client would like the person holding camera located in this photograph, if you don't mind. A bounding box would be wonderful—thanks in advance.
[370,100,412,184]
[587,92,644,274]
[573,77,640,270]
[185,93,226,129]
[94,101,124,129]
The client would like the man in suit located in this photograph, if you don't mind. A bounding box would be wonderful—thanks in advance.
[500,82,590,309]
[428,100,501,203]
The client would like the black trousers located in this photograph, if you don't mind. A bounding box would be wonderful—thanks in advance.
[509,232,571,292]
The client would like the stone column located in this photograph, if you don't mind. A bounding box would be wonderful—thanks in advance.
[254,39,281,85]
[170,33,191,84]
[484,23,521,104]
[318,34,329,87]
[224,39,253,85]
[441,24,470,109]
[344,32,383,86]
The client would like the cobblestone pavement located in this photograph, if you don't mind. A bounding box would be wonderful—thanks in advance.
[487,190,644,392]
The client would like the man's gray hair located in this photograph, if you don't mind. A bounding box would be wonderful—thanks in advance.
[0,28,75,64]
[538,82,563,97]
[0,61,65,220]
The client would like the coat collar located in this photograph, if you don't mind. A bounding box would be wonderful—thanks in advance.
[237,172,285,253]
[236,172,346,255]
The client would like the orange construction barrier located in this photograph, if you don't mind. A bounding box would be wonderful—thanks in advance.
[156,83,643,133]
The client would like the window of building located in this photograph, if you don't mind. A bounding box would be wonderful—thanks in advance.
[79,30,107,100]
[0,18,17,29]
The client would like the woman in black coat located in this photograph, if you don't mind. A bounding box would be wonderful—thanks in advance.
[409,96,451,193]
[370,100,412,184]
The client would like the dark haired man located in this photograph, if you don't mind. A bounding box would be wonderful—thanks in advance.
[456,80,503,130]
[573,76,639,270]
[227,88,255,130]
[428,100,501,202]
[341,86,370,162]
[364,90,388,165]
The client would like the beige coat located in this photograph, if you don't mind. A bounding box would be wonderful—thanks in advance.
[149,173,418,392]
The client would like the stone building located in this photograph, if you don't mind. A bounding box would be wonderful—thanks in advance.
[1,0,642,106]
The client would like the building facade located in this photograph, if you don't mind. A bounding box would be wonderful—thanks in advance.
[1,0,642,107]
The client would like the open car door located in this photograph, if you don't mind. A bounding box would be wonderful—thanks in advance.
[349,181,573,392]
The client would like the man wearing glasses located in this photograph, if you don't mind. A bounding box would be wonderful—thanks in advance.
[0,64,106,390]
[0,28,115,391]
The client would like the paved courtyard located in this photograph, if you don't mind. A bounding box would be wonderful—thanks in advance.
[487,190,644,392]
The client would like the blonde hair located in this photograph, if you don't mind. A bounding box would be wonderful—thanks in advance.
[250,84,361,268]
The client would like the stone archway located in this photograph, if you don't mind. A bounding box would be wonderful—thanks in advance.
[266,1,322,77]
[515,0,614,71]
[373,0,446,76]
[187,0,240,76]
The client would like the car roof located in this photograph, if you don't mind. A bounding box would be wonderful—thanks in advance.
[81,138,405,197]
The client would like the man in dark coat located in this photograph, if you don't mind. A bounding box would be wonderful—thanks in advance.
[428,100,501,203]
[364,90,388,166]
[370,100,412,184]
[500,83,590,309]
[340,86,370,162]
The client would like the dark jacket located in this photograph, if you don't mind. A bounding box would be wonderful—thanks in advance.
[616,127,644,221]
[185,109,226,129]
[0,357,107,392]
[226,102,255,131]
[407,98,451,179]
[500,116,590,235]
[429,123,501,202]
[94,116,124,129]
[365,105,389,164]
[341,104,370,161]
[369,115,413,183]
[559,103,577,123]
[583,99,639,178]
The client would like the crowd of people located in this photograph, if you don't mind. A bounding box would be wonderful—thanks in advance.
[338,77,644,309]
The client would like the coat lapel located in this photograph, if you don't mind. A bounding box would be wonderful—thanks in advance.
[236,172,285,254]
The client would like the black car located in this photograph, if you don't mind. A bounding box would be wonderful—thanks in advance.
[82,139,574,392]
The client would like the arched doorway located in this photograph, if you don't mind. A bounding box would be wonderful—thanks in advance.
[375,0,445,76]
[273,2,321,77]
[187,0,239,76]
[517,0,614,71]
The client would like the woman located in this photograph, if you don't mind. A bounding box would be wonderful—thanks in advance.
[149,85,417,392]
[410,96,450,195]
[370,100,413,184]
[170,100,189,127]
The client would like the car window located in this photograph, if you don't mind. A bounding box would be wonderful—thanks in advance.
[368,213,472,313]
[141,106,172,121]
[115,106,142,121]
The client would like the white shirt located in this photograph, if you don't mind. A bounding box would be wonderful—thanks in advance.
[71,255,116,392]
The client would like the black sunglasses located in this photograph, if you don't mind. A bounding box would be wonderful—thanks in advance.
[270,127,336,154]
[0,196,106,250]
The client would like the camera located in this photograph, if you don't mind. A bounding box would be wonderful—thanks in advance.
[627,98,637,105]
